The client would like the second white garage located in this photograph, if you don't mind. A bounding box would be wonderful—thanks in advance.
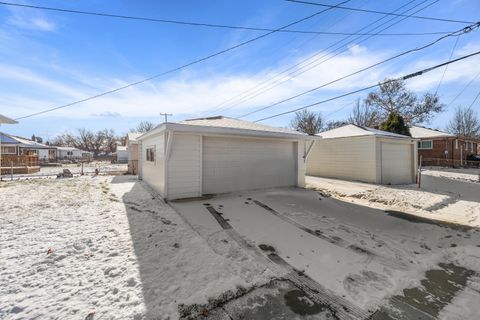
[138,116,310,200]
[306,124,418,185]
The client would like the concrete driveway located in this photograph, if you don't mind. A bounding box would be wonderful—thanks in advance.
[171,187,480,319]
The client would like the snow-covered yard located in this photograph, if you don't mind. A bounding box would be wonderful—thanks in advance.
[0,176,274,320]
[306,168,480,228]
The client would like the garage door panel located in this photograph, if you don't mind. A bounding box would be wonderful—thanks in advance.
[203,137,296,194]
[381,143,413,184]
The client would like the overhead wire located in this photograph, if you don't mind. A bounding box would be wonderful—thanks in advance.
[0,1,450,36]
[434,35,461,95]
[286,0,475,24]
[254,50,480,122]
[239,21,479,119]
[13,1,350,121]
[205,0,430,116]
[447,70,480,106]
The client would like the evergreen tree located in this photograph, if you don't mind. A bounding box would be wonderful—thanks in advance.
[380,112,410,136]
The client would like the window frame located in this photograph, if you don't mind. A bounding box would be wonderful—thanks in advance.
[146,146,156,163]
[417,140,433,150]
[1,146,17,154]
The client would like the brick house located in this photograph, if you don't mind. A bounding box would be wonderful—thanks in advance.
[410,126,479,166]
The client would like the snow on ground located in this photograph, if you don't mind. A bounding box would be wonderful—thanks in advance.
[423,167,480,184]
[306,170,480,228]
[0,176,274,320]
[172,187,480,316]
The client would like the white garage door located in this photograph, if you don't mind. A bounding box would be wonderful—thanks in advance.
[203,136,297,194]
[381,142,413,184]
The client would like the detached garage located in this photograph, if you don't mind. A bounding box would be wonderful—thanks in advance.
[306,124,418,185]
[138,116,310,200]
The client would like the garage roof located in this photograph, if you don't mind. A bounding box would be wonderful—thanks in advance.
[409,126,455,138]
[139,116,311,140]
[318,124,412,139]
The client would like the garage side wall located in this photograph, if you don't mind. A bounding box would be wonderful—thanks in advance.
[166,133,202,199]
[140,133,166,197]
[306,136,377,183]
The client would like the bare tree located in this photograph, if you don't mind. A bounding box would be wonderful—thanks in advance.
[366,79,444,124]
[446,106,480,138]
[131,121,156,133]
[290,110,323,135]
[348,99,379,127]
[324,120,349,131]
[101,129,117,154]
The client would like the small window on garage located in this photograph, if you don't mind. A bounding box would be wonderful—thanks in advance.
[455,139,458,149]
[1,146,16,154]
[146,147,155,162]
[418,140,433,149]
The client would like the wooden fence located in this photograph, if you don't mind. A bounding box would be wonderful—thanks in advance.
[421,157,480,168]
[0,155,40,174]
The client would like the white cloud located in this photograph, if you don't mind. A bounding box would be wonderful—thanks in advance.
[3,41,478,121]
[6,6,56,32]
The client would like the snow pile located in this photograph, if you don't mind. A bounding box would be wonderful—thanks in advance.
[306,173,480,228]
[0,176,273,319]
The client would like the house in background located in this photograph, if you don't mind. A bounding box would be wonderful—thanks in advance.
[306,124,418,185]
[137,116,311,200]
[126,132,140,174]
[116,146,128,163]
[410,126,479,166]
[56,147,92,161]
[0,132,56,163]
[0,132,42,173]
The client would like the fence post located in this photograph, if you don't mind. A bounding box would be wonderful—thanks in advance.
[418,155,422,188]
[10,161,13,180]
[81,162,84,176]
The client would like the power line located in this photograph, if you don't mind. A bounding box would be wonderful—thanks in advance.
[255,50,480,122]
[469,90,480,108]
[239,21,479,118]
[434,35,461,95]
[0,1,450,37]
[447,70,480,106]
[13,1,349,121]
[206,0,432,116]
[286,0,475,24]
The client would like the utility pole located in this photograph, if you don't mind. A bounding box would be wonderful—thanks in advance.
[160,113,173,123]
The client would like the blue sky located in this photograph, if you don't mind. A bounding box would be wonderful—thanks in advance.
[1,0,479,140]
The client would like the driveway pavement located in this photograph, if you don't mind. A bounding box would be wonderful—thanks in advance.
[171,187,480,319]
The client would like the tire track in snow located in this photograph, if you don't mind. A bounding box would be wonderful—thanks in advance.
[252,200,409,271]
[203,205,373,320]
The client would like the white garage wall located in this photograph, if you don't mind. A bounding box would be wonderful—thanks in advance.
[306,136,378,183]
[141,133,166,197]
[166,133,202,199]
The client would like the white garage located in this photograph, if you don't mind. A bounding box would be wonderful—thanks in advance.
[306,124,417,185]
[138,116,309,200]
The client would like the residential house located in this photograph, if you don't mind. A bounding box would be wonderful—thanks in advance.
[306,124,418,184]
[126,132,141,174]
[137,116,311,200]
[56,147,93,161]
[410,126,479,166]
[0,132,56,162]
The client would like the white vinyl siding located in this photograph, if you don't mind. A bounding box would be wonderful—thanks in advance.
[306,136,377,183]
[202,136,297,194]
[166,134,201,199]
[380,141,414,184]
[141,133,166,196]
